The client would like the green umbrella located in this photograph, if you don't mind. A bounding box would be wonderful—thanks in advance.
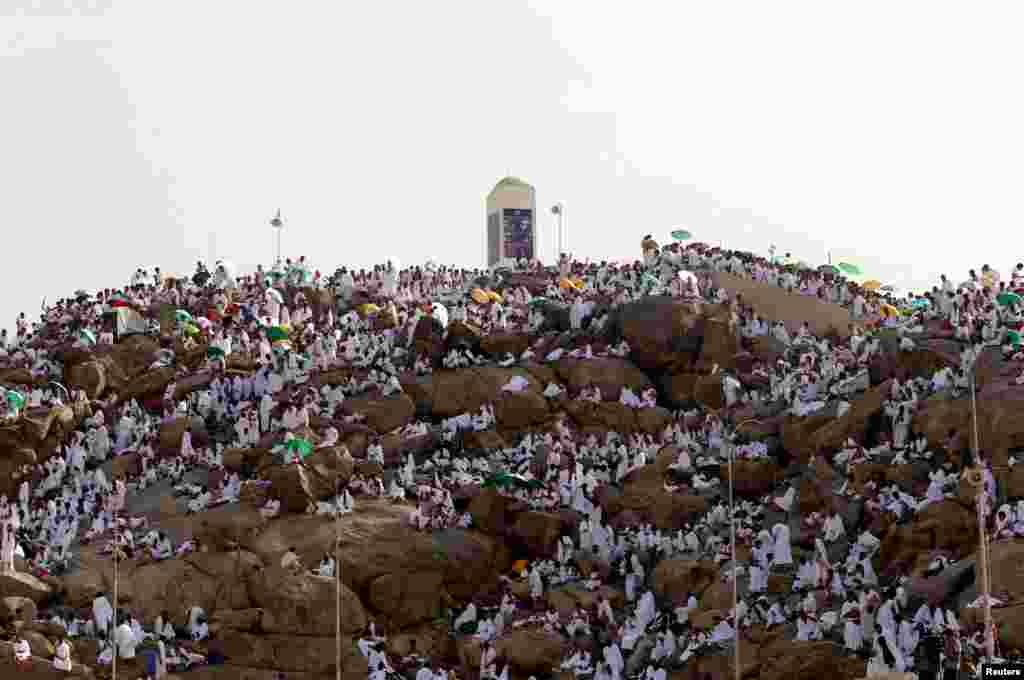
[671,229,692,241]
[207,346,226,359]
[642,273,661,287]
[1006,329,1021,346]
[79,329,97,345]
[175,309,193,322]
[286,438,314,458]
[838,262,862,276]
[527,297,548,307]
[6,391,25,410]
[481,472,542,490]
[266,326,289,342]
[997,292,1021,306]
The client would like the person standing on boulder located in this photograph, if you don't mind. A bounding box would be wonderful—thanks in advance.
[93,591,114,639]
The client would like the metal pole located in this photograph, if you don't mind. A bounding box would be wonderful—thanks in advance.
[112,504,118,680]
[728,436,739,680]
[970,366,995,661]
[336,450,342,680]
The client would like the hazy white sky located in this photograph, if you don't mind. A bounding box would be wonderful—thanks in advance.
[3,1,1023,334]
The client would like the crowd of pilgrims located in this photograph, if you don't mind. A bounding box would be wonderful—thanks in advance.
[1,245,1024,679]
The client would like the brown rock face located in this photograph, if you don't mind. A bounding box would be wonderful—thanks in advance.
[251,566,366,636]
[340,393,415,434]
[879,500,978,579]
[711,270,853,338]
[552,357,652,399]
[915,394,1024,467]
[651,559,717,607]
[608,296,704,371]
[247,502,507,628]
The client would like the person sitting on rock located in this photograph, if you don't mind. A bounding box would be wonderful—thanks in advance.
[316,552,336,578]
[149,531,174,561]
[13,636,31,668]
[280,547,302,573]
[259,495,281,520]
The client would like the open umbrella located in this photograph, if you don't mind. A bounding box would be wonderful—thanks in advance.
[879,304,900,317]
[470,288,490,304]
[671,229,692,241]
[430,302,449,328]
[183,323,201,337]
[862,280,882,292]
[265,289,284,305]
[1007,330,1021,347]
[527,297,547,307]
[818,264,839,275]
[286,438,314,458]
[838,262,862,276]
[909,298,930,308]
[481,472,543,490]
[266,326,289,342]
[997,292,1021,306]
[207,346,226,359]
[109,297,132,309]
[6,390,26,410]
[175,309,193,323]
[79,329,97,345]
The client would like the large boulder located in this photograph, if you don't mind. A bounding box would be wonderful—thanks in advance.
[340,393,415,434]
[605,296,704,372]
[250,566,366,636]
[265,464,317,514]
[552,357,651,399]
[0,571,52,603]
[247,502,507,628]
[711,271,853,338]
[915,395,1024,467]
[808,379,892,454]
[651,559,717,607]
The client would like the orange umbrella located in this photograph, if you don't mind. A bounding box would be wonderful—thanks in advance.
[512,559,529,575]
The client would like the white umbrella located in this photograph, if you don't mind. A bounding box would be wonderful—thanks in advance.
[431,302,449,328]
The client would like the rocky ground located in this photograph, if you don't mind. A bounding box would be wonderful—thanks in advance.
[1,277,1021,679]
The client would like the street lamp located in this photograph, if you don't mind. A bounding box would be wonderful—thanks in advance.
[550,203,565,262]
[335,449,343,680]
[270,210,284,266]
[725,430,740,680]
[968,359,996,661]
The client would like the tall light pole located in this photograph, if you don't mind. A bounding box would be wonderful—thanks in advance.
[335,449,343,680]
[112,502,119,680]
[968,362,995,661]
[270,210,284,266]
[550,203,565,262]
[726,430,740,680]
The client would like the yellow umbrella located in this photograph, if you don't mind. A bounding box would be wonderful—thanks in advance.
[880,303,900,317]
[558,277,579,290]
[470,288,490,304]
[862,280,882,291]
[570,277,585,288]
[484,289,503,303]
[356,304,380,315]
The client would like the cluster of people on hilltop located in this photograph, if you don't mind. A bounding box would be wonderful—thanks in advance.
[0,242,1022,679]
